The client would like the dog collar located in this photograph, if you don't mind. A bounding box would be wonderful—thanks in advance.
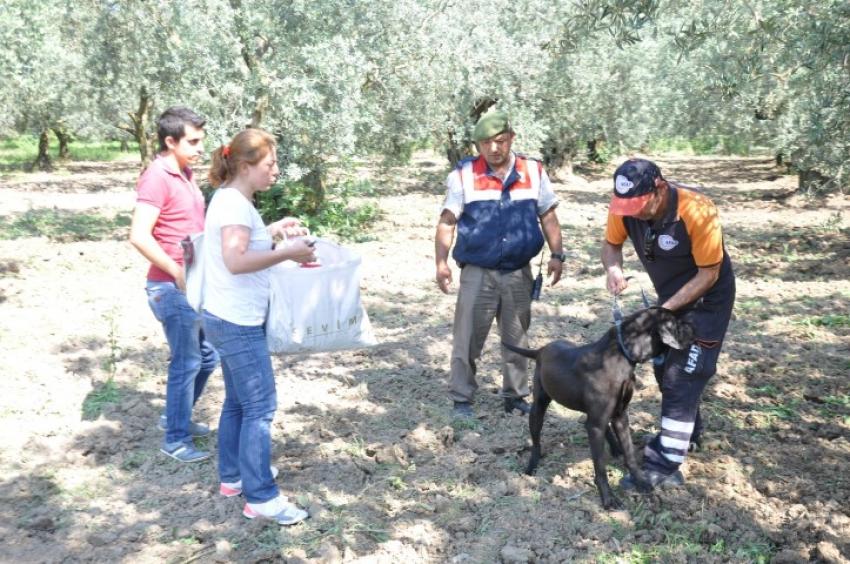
[615,321,637,364]
[612,292,667,366]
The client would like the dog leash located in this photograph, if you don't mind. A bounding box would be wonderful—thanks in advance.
[612,277,665,366]
[612,294,636,364]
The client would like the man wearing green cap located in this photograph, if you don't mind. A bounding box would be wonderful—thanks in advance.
[435,110,565,418]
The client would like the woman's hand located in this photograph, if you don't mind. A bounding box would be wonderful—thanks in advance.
[268,217,309,239]
[280,237,316,264]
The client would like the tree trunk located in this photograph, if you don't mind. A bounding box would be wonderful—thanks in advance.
[470,98,497,121]
[587,139,605,163]
[445,99,499,167]
[541,136,575,177]
[798,169,831,193]
[301,166,325,215]
[445,130,466,168]
[32,129,53,171]
[121,86,155,170]
[230,0,270,129]
[249,93,268,128]
[52,126,72,160]
[115,86,155,169]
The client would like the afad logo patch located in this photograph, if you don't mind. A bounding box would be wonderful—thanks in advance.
[615,175,634,194]
[658,234,679,251]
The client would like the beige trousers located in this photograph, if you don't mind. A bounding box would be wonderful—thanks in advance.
[449,264,533,403]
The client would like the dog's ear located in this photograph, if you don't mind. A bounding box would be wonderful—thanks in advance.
[658,314,695,350]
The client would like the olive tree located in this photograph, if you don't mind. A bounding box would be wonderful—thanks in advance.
[80,0,238,168]
[0,0,91,169]
[652,0,850,190]
[4,0,846,194]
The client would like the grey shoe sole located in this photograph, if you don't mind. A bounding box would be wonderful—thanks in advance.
[160,444,210,463]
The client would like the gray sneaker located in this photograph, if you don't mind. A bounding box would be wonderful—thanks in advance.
[160,441,210,463]
[243,499,309,526]
[159,414,210,437]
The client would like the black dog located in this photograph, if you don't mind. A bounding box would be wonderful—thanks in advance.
[503,307,694,509]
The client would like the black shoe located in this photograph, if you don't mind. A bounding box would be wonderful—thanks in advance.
[620,469,684,491]
[688,433,702,452]
[452,401,473,419]
[503,397,531,415]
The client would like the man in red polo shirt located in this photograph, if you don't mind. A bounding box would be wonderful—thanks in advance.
[129,107,219,462]
[602,158,736,489]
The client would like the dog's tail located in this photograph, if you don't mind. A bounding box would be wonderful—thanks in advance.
[501,341,539,359]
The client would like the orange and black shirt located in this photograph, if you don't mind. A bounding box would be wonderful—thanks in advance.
[606,185,735,341]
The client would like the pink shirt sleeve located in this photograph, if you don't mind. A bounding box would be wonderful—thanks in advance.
[136,167,169,209]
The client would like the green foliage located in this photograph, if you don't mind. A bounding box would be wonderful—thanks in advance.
[648,136,751,156]
[0,209,131,241]
[795,314,850,328]
[815,211,843,233]
[450,417,480,432]
[273,502,389,557]
[65,140,138,162]
[101,308,121,379]
[734,541,775,563]
[823,394,850,408]
[751,384,780,397]
[255,180,380,242]
[1,0,847,191]
[0,135,137,167]
[753,399,800,423]
[81,379,120,420]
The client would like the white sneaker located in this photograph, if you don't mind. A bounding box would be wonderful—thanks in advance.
[219,466,279,497]
[243,495,308,526]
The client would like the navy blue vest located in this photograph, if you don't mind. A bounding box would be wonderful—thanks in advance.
[452,155,545,271]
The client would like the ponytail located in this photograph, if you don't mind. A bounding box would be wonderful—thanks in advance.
[208,145,231,188]
[207,129,276,188]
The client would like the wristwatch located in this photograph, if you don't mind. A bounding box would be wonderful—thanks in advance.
[550,252,566,262]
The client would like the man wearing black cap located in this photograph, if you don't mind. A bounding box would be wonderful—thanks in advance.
[601,158,736,489]
[435,110,564,418]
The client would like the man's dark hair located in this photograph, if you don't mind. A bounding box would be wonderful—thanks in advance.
[157,107,206,152]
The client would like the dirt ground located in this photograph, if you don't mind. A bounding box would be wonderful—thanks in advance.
[0,153,848,563]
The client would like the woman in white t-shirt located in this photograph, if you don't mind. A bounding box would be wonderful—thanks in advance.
[202,128,315,526]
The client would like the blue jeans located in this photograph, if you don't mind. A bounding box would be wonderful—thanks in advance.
[201,310,279,504]
[146,281,218,445]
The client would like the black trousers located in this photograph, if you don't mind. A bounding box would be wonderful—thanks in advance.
[643,341,723,473]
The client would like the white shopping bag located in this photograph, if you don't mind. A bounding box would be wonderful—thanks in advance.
[266,238,378,354]
[184,232,205,313]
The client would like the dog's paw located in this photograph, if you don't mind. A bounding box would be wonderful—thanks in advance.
[602,494,624,510]
[636,479,654,493]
